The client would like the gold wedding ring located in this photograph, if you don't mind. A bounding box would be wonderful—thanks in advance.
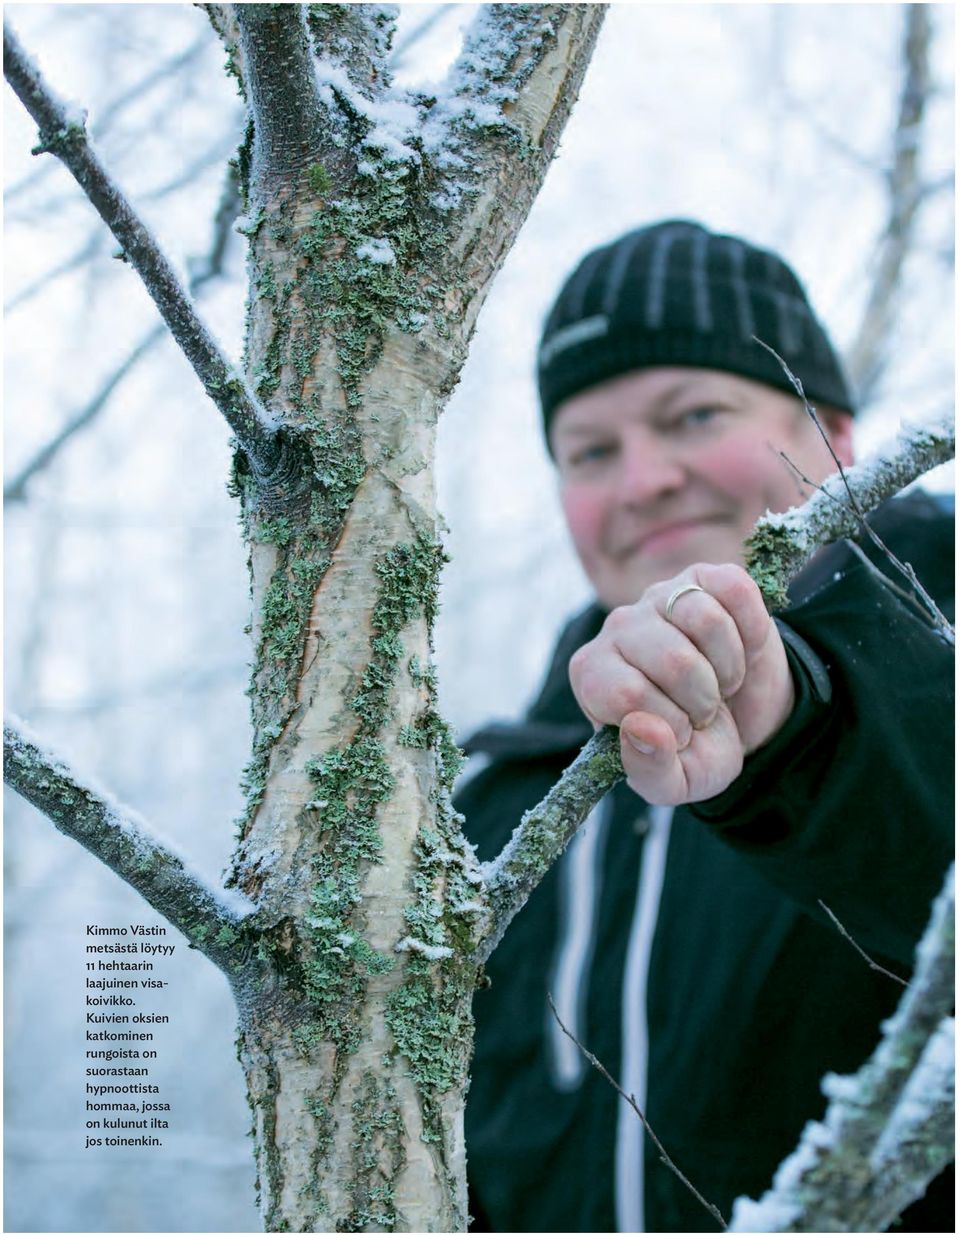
[665,583,706,623]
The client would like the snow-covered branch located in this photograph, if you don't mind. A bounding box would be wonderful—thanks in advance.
[440,5,607,330]
[2,18,284,487]
[746,410,955,610]
[730,866,955,1232]
[479,412,955,953]
[4,719,255,975]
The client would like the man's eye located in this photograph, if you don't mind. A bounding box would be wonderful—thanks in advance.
[570,443,615,466]
[678,406,721,429]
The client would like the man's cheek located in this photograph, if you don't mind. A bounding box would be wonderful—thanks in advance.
[702,442,781,510]
[559,487,606,557]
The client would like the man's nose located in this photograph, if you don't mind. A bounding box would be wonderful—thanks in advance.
[615,433,685,505]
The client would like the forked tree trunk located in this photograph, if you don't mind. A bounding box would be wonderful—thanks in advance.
[212,6,606,1229]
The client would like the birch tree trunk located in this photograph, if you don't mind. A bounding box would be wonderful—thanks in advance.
[211,6,605,1230]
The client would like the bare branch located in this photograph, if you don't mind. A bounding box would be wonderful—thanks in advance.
[548,994,727,1231]
[845,6,932,405]
[729,866,955,1232]
[4,163,243,505]
[480,411,955,952]
[477,724,623,963]
[234,4,327,187]
[4,718,255,975]
[817,900,909,988]
[756,338,954,638]
[3,18,284,484]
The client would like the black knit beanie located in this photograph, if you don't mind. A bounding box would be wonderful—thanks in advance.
[538,220,855,438]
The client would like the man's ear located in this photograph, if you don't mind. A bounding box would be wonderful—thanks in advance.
[818,407,855,469]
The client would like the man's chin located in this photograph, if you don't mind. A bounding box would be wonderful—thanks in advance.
[595,538,746,607]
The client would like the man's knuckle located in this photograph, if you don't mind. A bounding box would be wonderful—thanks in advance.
[605,605,636,635]
[663,646,696,679]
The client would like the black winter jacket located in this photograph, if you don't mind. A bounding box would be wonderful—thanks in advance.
[456,491,954,1233]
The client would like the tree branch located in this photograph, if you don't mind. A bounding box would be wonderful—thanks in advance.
[4,328,163,505]
[4,33,210,207]
[305,3,396,95]
[478,410,955,955]
[3,18,284,484]
[729,866,955,1232]
[440,5,607,334]
[5,225,106,314]
[234,4,327,187]
[746,409,955,610]
[845,5,932,405]
[817,899,909,988]
[4,718,254,975]
[4,162,243,505]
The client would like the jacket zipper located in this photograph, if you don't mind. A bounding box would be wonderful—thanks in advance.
[615,804,674,1232]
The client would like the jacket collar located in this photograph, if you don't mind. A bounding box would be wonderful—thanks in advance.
[461,604,604,760]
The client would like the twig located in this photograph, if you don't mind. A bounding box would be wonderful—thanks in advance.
[5,226,106,314]
[4,33,210,206]
[817,900,909,988]
[547,993,727,1231]
[4,328,163,504]
[477,725,624,963]
[4,718,255,975]
[3,19,282,483]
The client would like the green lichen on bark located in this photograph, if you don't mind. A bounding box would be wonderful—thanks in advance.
[384,822,481,1145]
[744,520,806,611]
[344,1070,406,1232]
[293,530,455,1066]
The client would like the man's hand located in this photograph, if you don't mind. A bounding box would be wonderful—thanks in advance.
[569,563,795,806]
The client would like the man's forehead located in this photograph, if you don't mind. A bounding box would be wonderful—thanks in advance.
[551,367,746,435]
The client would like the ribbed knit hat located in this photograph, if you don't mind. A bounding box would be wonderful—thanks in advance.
[538,220,855,437]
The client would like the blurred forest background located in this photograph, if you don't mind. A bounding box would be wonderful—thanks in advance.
[4,4,954,1231]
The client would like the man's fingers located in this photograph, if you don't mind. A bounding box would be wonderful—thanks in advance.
[571,646,694,748]
[607,611,722,729]
[655,584,747,699]
[619,712,686,804]
[691,563,772,661]
[621,711,674,757]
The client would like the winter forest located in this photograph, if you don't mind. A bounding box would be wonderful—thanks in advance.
[4,4,955,1233]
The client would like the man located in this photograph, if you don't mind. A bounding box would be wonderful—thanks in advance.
[457,220,953,1232]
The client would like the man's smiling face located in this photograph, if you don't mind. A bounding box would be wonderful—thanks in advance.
[549,367,854,610]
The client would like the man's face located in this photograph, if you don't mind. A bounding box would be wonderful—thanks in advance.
[549,367,854,610]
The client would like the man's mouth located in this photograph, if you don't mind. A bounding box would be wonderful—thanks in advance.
[611,517,726,560]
